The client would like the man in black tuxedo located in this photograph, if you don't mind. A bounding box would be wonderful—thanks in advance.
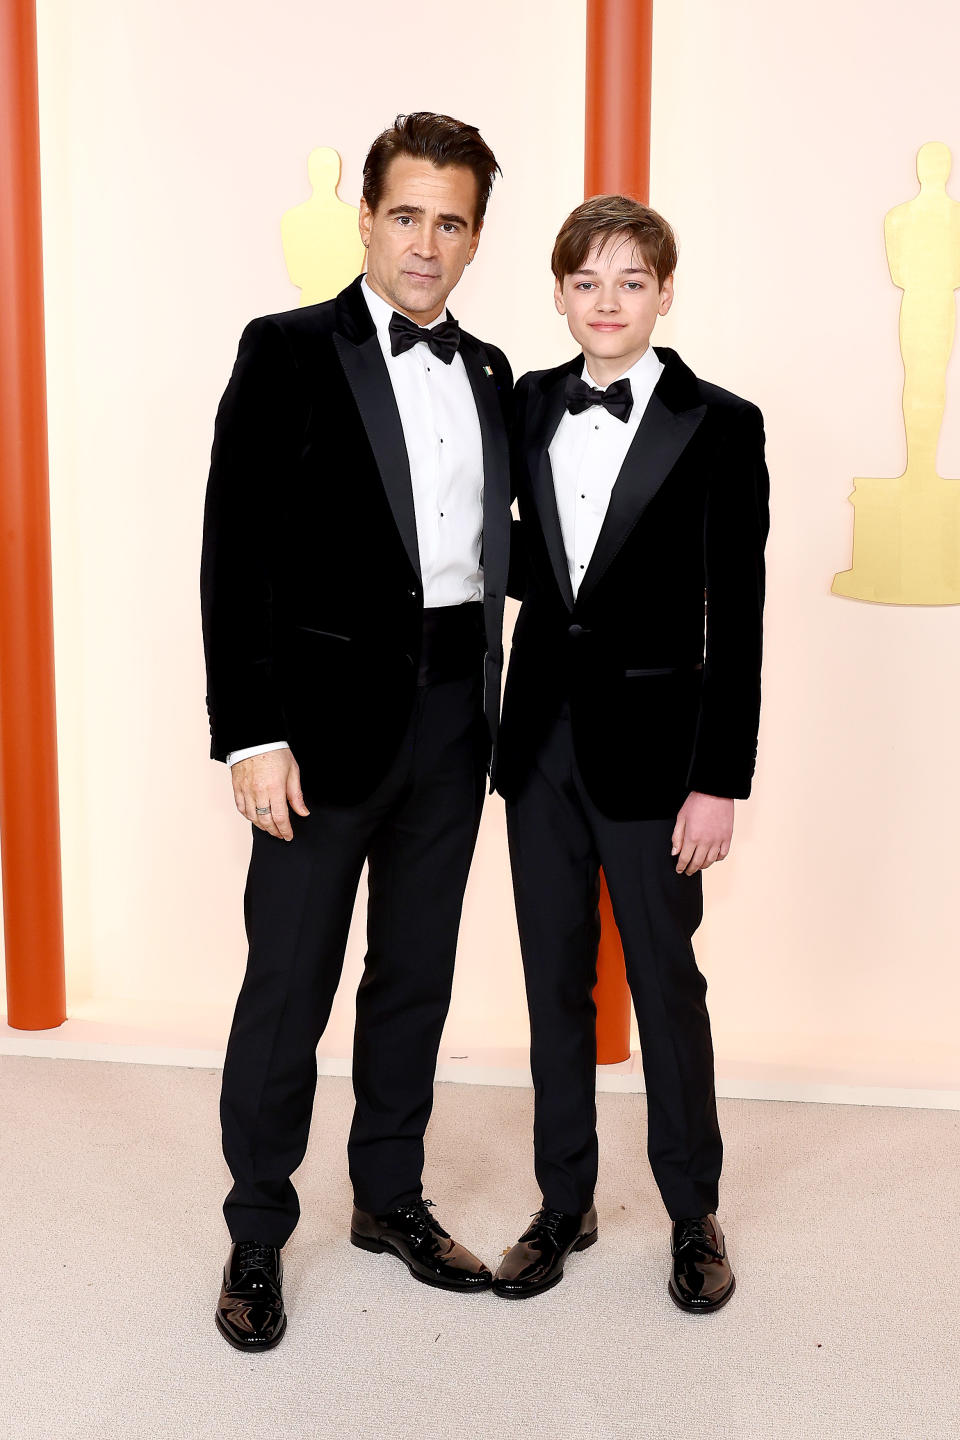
[493,196,769,1311]
[200,113,512,1350]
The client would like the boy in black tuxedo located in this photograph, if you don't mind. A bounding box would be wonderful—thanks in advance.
[493,195,769,1310]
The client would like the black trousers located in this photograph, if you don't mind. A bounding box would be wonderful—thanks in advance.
[505,705,722,1222]
[220,666,488,1246]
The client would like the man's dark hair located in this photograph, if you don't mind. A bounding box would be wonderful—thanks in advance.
[362,112,501,227]
[552,194,678,288]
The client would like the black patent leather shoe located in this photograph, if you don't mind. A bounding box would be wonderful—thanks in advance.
[668,1213,735,1312]
[351,1199,492,1292]
[492,1204,598,1298]
[215,1241,287,1351]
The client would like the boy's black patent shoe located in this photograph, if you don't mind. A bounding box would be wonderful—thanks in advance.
[350,1199,492,1291]
[492,1204,598,1298]
[215,1241,287,1351]
[668,1213,736,1312]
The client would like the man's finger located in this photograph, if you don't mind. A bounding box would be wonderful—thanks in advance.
[252,791,283,840]
[272,793,293,841]
[287,770,310,818]
[676,838,696,873]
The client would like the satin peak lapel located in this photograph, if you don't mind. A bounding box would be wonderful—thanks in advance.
[575,391,706,606]
[527,376,576,611]
[461,340,510,603]
[333,330,421,581]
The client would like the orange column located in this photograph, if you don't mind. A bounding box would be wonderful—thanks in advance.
[0,0,67,1029]
[585,0,654,1064]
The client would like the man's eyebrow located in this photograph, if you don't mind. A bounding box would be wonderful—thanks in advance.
[384,204,470,227]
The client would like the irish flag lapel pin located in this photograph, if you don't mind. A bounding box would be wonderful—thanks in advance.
[483,364,494,377]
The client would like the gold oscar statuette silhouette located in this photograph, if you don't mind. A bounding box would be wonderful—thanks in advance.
[833,141,960,605]
[281,147,366,306]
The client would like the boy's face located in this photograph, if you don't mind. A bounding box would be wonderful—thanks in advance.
[359,156,482,323]
[555,233,674,373]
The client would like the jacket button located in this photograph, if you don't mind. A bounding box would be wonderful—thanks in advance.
[568,623,584,637]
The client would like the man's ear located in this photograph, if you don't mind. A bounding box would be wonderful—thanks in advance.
[466,219,484,264]
[554,276,566,316]
[358,197,373,249]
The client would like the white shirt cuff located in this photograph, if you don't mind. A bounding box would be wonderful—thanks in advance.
[225,740,288,767]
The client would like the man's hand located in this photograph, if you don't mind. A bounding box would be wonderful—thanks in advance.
[231,748,310,841]
[671,792,734,875]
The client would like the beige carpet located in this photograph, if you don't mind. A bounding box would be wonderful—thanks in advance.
[0,1056,957,1440]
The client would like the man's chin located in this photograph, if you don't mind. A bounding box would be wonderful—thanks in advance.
[396,278,449,315]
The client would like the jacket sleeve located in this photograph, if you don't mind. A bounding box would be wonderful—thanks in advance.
[200,317,303,762]
[686,401,770,799]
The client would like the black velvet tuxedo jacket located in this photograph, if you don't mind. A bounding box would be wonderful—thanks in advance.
[496,347,770,821]
[200,275,513,805]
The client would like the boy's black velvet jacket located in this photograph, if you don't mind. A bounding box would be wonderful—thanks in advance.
[200,274,513,804]
[496,347,770,821]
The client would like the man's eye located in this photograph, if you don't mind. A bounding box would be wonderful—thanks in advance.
[396,216,413,226]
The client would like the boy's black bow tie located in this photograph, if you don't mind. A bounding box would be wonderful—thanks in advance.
[389,311,461,364]
[563,373,634,422]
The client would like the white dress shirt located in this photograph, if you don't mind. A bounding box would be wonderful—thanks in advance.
[225,276,486,767]
[550,345,665,600]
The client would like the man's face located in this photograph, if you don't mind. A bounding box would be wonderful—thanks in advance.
[359,157,483,322]
[555,233,673,371]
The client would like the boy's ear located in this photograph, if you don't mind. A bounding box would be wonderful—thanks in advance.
[658,273,675,315]
[554,276,566,315]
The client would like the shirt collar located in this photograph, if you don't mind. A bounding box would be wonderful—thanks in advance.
[581,342,664,393]
[361,273,449,341]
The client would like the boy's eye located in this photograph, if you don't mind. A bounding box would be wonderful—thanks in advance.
[575,282,596,291]
[624,281,643,290]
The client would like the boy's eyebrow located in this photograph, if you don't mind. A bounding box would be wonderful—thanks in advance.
[571,265,653,277]
[385,203,469,227]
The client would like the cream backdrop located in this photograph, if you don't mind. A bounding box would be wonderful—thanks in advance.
[4,0,958,1095]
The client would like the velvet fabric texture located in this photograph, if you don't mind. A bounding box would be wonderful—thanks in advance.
[497,347,770,820]
[200,275,513,804]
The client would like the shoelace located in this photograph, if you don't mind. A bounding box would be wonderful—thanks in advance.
[673,1218,723,1261]
[233,1241,276,1275]
[391,1198,439,1234]
[530,1207,567,1239]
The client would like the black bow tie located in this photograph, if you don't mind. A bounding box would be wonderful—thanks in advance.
[389,311,461,364]
[563,372,634,423]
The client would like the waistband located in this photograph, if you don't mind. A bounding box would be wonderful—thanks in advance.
[418,602,485,686]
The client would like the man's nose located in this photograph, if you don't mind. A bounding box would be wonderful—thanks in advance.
[412,229,439,259]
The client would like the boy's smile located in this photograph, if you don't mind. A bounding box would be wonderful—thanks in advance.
[555,232,674,387]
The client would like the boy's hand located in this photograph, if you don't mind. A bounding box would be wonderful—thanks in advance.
[671,793,734,874]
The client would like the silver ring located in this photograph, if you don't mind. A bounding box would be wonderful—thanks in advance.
[255,805,271,816]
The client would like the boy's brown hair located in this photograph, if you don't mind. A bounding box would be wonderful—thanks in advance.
[551,195,678,288]
[362,112,501,228]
